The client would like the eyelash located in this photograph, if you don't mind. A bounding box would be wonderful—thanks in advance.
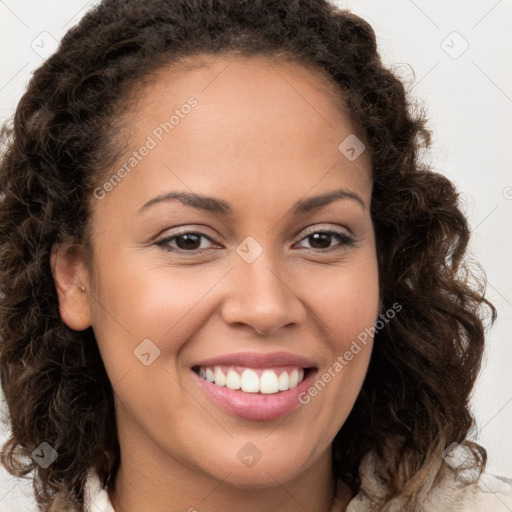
[154,227,356,254]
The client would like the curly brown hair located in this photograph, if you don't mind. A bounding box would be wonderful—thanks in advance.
[0,0,496,510]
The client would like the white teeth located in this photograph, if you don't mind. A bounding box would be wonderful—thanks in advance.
[240,369,260,393]
[198,365,307,393]
[289,368,299,388]
[225,368,241,390]
[260,369,279,394]
[214,366,226,386]
[277,371,290,391]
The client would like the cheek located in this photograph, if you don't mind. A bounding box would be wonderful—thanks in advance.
[300,257,379,399]
[89,253,226,366]
[308,259,380,346]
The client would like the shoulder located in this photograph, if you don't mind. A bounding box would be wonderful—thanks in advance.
[345,450,512,512]
[427,472,512,512]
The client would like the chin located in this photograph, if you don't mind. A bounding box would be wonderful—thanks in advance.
[215,463,307,489]
[192,442,319,490]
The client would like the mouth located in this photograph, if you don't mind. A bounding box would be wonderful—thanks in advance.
[192,365,314,394]
[191,352,318,421]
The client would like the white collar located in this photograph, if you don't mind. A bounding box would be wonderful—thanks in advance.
[83,469,115,512]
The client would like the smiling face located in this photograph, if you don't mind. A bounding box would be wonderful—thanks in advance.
[53,54,379,498]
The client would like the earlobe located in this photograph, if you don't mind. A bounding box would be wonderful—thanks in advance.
[50,243,92,331]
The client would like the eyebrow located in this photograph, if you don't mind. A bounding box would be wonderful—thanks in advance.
[137,187,366,216]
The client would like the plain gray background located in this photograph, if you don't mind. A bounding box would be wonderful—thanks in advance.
[1,0,511,510]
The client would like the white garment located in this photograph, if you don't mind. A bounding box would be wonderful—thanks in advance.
[83,458,512,512]
[83,471,114,512]
[345,465,512,512]
[344,448,512,512]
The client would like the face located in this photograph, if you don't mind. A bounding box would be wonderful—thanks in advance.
[54,55,379,490]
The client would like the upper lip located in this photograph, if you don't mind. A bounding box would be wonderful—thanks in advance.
[192,351,317,369]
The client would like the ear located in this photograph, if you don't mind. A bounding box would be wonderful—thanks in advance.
[50,242,92,331]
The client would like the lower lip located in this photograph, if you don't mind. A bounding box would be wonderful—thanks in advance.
[193,370,316,421]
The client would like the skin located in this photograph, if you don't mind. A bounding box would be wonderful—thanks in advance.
[51,55,380,512]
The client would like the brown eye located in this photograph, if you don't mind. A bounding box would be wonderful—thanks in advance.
[174,233,203,250]
[156,231,215,252]
[295,229,355,251]
[307,232,332,250]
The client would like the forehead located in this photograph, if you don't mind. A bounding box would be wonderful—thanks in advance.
[95,54,371,216]
[135,54,356,137]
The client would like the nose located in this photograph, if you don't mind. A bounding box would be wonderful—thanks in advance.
[220,253,306,336]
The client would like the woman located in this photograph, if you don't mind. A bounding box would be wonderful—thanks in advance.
[1,0,511,511]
